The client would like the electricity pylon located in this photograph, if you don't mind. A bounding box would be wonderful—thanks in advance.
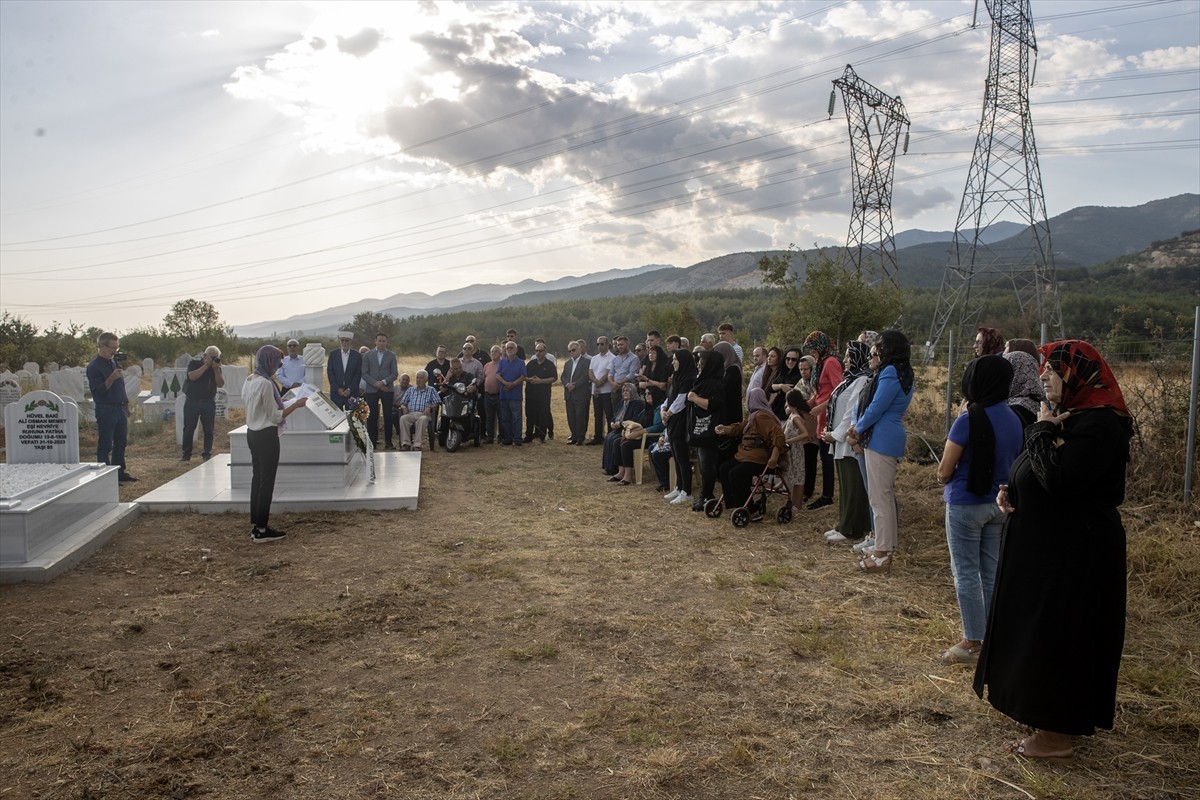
[926,0,1064,357]
[829,64,910,286]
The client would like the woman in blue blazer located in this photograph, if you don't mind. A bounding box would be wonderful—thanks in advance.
[849,331,915,573]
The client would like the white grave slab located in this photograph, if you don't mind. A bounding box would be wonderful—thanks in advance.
[214,387,228,419]
[46,362,59,372]
[123,373,142,402]
[156,368,187,399]
[3,390,80,463]
[303,343,326,388]
[0,463,139,584]
[22,362,39,375]
[174,353,192,369]
[16,370,35,391]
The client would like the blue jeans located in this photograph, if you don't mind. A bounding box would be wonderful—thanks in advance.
[94,403,128,472]
[182,398,215,459]
[945,502,1006,641]
[499,398,521,444]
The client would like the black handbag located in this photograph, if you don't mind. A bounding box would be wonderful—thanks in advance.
[688,406,717,445]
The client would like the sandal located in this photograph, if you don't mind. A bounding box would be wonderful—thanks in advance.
[937,644,980,665]
[1007,737,1073,763]
[857,552,891,574]
[616,479,631,486]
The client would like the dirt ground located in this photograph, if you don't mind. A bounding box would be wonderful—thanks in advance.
[1,381,1197,800]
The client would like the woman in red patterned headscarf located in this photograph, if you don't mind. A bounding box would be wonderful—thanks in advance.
[974,340,1132,762]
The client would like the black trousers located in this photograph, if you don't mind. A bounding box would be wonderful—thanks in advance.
[565,390,590,442]
[591,393,613,441]
[365,390,395,446]
[719,458,765,509]
[247,426,280,529]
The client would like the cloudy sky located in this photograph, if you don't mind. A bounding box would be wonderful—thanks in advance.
[1,0,1197,333]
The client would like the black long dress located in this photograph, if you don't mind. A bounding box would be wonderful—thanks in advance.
[973,409,1131,736]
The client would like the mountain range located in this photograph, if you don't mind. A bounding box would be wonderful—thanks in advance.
[235,194,1198,338]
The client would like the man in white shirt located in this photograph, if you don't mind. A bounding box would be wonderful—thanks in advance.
[276,339,306,389]
[586,335,615,444]
[718,323,744,363]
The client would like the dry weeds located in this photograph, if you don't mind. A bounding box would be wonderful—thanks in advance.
[1,361,1197,799]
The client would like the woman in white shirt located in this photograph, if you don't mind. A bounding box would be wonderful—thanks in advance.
[243,346,307,543]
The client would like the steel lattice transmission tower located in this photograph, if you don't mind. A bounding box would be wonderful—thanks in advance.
[829,64,910,286]
[927,0,1063,355]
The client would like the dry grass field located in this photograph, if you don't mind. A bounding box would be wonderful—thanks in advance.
[1,358,1197,799]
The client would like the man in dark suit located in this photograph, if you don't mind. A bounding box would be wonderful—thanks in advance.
[363,332,399,449]
[327,331,362,410]
[560,339,591,445]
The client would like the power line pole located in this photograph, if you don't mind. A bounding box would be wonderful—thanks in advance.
[829,64,910,286]
[926,0,1064,358]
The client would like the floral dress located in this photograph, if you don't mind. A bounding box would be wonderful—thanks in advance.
[781,416,806,490]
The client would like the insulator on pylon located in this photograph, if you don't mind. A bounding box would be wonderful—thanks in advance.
[903,131,910,153]
[828,90,836,118]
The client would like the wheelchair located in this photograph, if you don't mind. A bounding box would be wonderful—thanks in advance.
[703,462,794,528]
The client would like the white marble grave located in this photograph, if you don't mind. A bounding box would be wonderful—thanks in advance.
[22,361,38,375]
[16,370,35,392]
[215,387,228,419]
[0,463,139,584]
[4,390,80,463]
[228,393,362,489]
[220,364,247,408]
[174,353,192,369]
[46,362,59,372]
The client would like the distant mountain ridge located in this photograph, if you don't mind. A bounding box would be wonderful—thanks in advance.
[234,194,1198,337]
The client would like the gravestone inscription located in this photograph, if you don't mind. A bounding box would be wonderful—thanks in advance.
[3,390,80,463]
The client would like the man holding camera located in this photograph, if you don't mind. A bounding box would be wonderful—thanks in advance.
[182,345,225,462]
[86,332,137,482]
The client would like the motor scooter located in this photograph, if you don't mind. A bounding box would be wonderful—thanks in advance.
[438,381,481,452]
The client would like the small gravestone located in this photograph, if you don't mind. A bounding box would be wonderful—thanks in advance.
[220,364,247,408]
[126,364,141,378]
[39,374,50,390]
[48,370,87,403]
[123,373,142,402]
[4,390,80,463]
[22,362,39,376]
[214,387,228,419]
[0,377,21,429]
[16,370,34,392]
[46,362,59,372]
[174,354,192,369]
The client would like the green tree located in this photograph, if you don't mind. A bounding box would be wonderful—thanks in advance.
[760,246,904,347]
[343,311,401,346]
[0,311,39,368]
[163,299,229,341]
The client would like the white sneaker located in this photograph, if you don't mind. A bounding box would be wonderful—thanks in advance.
[825,529,849,543]
[853,536,875,553]
[664,489,681,501]
[823,529,841,539]
[670,491,692,505]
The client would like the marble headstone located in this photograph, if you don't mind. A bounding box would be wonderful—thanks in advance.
[174,354,192,369]
[48,369,87,403]
[123,373,142,402]
[0,377,20,429]
[16,371,34,392]
[220,364,247,408]
[214,387,228,419]
[303,343,326,388]
[45,362,59,372]
[3,390,80,463]
[22,362,39,376]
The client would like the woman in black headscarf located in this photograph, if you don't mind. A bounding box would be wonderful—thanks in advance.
[662,348,698,505]
[768,346,803,420]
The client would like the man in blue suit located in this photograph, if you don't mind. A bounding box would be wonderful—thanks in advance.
[327,331,362,410]
[363,332,399,449]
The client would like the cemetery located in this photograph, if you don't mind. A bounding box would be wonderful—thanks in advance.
[0,347,420,584]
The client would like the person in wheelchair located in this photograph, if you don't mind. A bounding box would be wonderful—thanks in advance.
[715,387,786,520]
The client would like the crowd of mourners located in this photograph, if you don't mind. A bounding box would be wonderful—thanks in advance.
[356,321,1133,764]
[79,314,1130,764]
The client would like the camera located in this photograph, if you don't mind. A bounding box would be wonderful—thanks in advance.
[114,351,128,363]
[211,356,221,363]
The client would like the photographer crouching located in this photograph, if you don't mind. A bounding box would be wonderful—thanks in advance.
[86,332,137,482]
[182,345,225,462]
